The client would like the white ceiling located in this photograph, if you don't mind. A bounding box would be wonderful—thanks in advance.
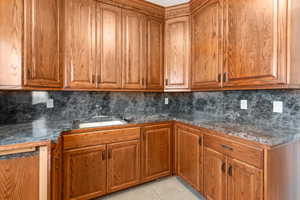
[145,0,190,7]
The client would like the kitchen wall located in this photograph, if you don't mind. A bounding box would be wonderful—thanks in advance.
[0,91,193,125]
[1,90,300,129]
[193,90,300,129]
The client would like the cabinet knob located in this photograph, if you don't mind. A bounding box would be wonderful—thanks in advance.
[165,79,169,86]
[228,165,233,176]
[223,72,228,82]
[102,151,106,160]
[27,69,32,79]
[108,149,112,159]
[221,162,226,173]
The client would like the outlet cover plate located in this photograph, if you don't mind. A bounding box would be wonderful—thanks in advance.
[47,99,54,108]
[165,98,169,105]
[240,100,248,110]
[273,101,283,113]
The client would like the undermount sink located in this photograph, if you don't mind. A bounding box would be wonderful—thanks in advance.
[79,120,126,129]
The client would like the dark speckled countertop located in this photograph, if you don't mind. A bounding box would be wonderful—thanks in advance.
[1,113,300,147]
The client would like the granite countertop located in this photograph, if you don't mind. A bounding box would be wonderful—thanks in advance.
[1,113,300,147]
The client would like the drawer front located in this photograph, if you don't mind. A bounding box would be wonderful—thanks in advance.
[64,127,140,150]
[204,135,264,169]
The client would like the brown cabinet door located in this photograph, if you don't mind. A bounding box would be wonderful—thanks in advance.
[191,0,223,89]
[204,147,227,200]
[227,158,263,200]
[176,125,202,190]
[165,16,190,90]
[107,140,140,193]
[0,155,39,200]
[122,10,146,89]
[24,0,62,88]
[64,0,96,89]
[0,0,23,88]
[63,145,107,200]
[146,18,164,90]
[224,0,288,87]
[96,3,122,89]
[141,124,172,182]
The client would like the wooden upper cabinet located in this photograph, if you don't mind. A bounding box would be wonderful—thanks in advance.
[0,0,62,89]
[165,16,191,91]
[223,0,288,87]
[107,140,140,193]
[191,0,223,89]
[24,0,62,88]
[0,0,23,88]
[227,158,263,200]
[64,0,96,89]
[122,10,147,89]
[96,3,122,89]
[63,145,107,200]
[204,147,227,200]
[141,124,172,182]
[146,18,164,90]
[176,125,202,190]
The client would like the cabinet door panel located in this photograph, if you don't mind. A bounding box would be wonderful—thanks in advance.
[147,18,164,90]
[107,140,140,193]
[96,3,122,89]
[224,0,287,87]
[227,158,263,200]
[63,145,107,200]
[165,16,190,90]
[0,155,39,200]
[24,0,62,87]
[142,124,172,182]
[204,147,227,200]
[192,0,223,89]
[176,126,201,190]
[64,0,96,89]
[122,10,146,89]
[0,0,23,87]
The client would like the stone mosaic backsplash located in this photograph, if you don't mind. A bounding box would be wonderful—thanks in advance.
[1,90,300,129]
[0,91,192,125]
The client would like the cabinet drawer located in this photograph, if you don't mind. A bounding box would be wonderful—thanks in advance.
[63,127,140,150]
[204,135,264,169]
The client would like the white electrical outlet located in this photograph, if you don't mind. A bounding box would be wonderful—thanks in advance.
[273,101,283,113]
[165,98,169,105]
[240,100,248,110]
[47,99,54,108]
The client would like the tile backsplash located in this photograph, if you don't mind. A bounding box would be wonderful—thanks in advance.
[1,90,300,129]
[0,91,192,124]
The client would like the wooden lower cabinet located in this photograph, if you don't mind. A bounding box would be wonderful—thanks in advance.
[63,145,107,200]
[0,155,39,200]
[203,147,263,200]
[141,124,172,182]
[204,147,227,200]
[107,140,140,193]
[175,124,203,192]
[227,158,263,200]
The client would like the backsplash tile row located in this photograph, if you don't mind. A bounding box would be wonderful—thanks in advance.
[0,91,192,125]
[1,90,300,129]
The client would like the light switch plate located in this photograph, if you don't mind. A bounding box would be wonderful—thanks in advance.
[47,99,54,108]
[165,98,169,105]
[273,101,283,113]
[240,100,248,110]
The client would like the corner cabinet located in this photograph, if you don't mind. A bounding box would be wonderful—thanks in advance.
[165,16,191,91]
[0,0,62,89]
[175,123,203,192]
[191,0,223,89]
[141,124,172,182]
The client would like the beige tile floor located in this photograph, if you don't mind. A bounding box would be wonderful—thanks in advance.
[96,177,205,200]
